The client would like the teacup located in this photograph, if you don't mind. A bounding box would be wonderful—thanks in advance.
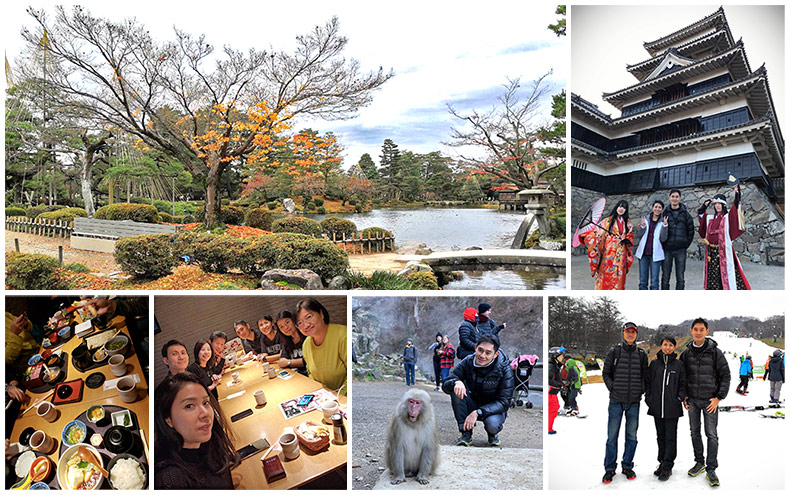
[254,389,267,406]
[117,376,137,403]
[109,355,126,377]
[29,430,55,454]
[321,400,339,423]
[36,401,58,423]
[279,432,300,460]
[267,368,277,379]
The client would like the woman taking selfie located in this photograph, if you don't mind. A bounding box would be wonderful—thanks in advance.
[296,298,347,394]
[154,373,239,489]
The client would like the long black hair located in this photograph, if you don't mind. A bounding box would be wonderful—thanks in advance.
[154,373,239,482]
[606,199,630,234]
[193,339,214,368]
[712,194,728,215]
[295,298,330,324]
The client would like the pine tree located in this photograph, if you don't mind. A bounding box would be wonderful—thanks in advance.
[357,153,378,180]
[379,139,402,200]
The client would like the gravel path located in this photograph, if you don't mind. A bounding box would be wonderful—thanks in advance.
[351,380,542,490]
[5,232,121,275]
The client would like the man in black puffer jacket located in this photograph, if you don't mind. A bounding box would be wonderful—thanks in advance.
[661,189,695,290]
[601,322,648,484]
[457,307,481,360]
[679,318,730,487]
[442,334,514,447]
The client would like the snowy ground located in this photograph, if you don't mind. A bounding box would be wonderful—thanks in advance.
[548,333,785,490]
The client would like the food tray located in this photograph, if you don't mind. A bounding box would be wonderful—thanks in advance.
[54,405,147,489]
[6,451,50,489]
[26,353,69,394]
[294,420,330,452]
[52,379,84,405]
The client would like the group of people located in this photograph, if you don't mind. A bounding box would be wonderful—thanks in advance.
[154,298,347,489]
[582,185,751,290]
[550,318,786,487]
[400,302,514,446]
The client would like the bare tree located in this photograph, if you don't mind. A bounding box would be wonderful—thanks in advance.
[18,7,392,227]
[446,71,563,190]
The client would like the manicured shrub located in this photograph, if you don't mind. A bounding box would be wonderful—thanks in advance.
[406,271,439,290]
[266,201,279,210]
[360,226,393,238]
[38,207,87,222]
[266,233,349,282]
[5,207,27,217]
[320,217,357,238]
[95,203,160,223]
[26,204,66,218]
[346,271,417,290]
[348,198,357,206]
[313,198,325,207]
[158,211,174,223]
[182,214,194,223]
[306,201,316,211]
[63,262,91,273]
[172,232,247,274]
[194,205,245,225]
[6,252,62,289]
[244,208,274,230]
[114,234,177,279]
[316,206,326,214]
[271,216,322,237]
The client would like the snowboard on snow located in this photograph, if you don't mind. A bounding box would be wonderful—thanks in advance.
[759,411,785,419]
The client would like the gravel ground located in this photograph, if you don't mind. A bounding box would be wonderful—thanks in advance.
[6,232,121,274]
[351,380,542,490]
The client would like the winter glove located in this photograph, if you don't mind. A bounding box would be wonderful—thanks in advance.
[697,200,710,215]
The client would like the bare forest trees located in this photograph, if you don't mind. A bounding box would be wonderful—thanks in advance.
[18,7,392,227]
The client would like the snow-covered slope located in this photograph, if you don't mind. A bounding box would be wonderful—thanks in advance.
[548,335,785,489]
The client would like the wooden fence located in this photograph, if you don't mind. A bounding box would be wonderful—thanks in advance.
[323,231,395,254]
[5,216,73,238]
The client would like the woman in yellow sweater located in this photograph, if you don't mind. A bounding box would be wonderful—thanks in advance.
[5,312,37,377]
[296,299,347,395]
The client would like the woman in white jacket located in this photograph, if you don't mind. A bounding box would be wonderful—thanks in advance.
[635,200,669,290]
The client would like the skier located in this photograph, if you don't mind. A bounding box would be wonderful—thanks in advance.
[547,347,565,434]
[679,318,730,487]
[765,349,785,403]
[645,336,686,481]
[562,354,582,415]
[735,354,752,395]
[601,322,648,484]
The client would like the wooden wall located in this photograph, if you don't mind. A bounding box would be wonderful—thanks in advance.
[153,295,347,387]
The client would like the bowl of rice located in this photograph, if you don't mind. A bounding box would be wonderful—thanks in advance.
[106,454,147,490]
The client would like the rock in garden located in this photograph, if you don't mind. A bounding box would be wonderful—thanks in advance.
[327,275,352,290]
[396,261,433,277]
[465,246,483,250]
[397,242,429,255]
[282,198,296,213]
[260,269,323,290]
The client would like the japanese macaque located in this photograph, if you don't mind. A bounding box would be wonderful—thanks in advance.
[385,388,439,484]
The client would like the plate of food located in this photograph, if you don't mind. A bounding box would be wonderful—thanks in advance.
[294,420,330,451]
[110,410,133,428]
[56,444,104,490]
[103,336,129,358]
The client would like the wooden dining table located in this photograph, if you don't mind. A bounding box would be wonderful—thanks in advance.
[218,358,347,489]
[7,315,150,487]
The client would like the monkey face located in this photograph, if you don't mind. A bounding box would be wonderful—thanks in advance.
[407,398,423,422]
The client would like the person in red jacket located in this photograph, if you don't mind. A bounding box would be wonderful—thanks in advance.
[548,347,565,434]
[439,336,455,383]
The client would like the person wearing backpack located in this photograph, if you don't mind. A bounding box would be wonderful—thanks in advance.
[562,355,582,415]
[645,335,686,481]
[735,354,752,395]
[679,318,730,487]
[601,322,649,484]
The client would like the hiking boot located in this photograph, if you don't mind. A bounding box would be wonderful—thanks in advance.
[488,433,501,446]
[706,470,719,487]
[622,468,636,480]
[653,466,662,476]
[688,462,706,477]
[456,431,472,446]
[434,386,440,391]
[658,469,672,481]
[548,430,557,435]
[602,471,615,484]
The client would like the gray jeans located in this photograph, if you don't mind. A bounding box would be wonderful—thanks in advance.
[661,248,687,290]
[687,398,719,471]
[770,381,783,401]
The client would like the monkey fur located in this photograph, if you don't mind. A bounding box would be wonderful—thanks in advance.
[385,388,440,484]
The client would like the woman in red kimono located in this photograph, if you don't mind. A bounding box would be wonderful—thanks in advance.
[697,184,751,290]
[582,199,634,290]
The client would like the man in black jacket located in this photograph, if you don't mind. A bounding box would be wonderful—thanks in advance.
[680,318,730,487]
[456,307,480,360]
[661,189,695,290]
[601,322,648,484]
[442,334,514,447]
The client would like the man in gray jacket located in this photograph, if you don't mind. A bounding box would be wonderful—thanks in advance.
[403,339,417,386]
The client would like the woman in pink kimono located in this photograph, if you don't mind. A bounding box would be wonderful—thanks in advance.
[697,184,751,290]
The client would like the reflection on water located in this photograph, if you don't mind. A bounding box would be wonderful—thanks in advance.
[311,208,525,250]
[441,269,566,290]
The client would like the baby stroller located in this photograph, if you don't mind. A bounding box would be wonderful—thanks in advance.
[510,354,538,409]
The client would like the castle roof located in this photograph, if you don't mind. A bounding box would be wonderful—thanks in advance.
[643,7,729,57]
[627,28,735,81]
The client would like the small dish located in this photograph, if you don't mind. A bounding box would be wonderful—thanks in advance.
[56,384,73,400]
[111,410,133,428]
[61,420,87,447]
[86,405,105,424]
[104,426,133,454]
[103,336,129,357]
[27,354,42,366]
[92,348,107,362]
[29,456,51,483]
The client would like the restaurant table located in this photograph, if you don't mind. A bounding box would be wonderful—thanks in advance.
[218,359,347,489]
[8,315,150,485]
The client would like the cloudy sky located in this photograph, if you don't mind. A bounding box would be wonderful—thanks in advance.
[3,0,566,169]
[572,5,785,119]
[575,292,785,329]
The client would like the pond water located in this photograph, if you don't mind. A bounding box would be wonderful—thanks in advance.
[311,208,566,290]
[311,208,526,250]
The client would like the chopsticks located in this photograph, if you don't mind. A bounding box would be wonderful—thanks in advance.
[140,429,149,464]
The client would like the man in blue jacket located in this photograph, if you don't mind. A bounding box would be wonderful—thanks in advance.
[442,334,514,447]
